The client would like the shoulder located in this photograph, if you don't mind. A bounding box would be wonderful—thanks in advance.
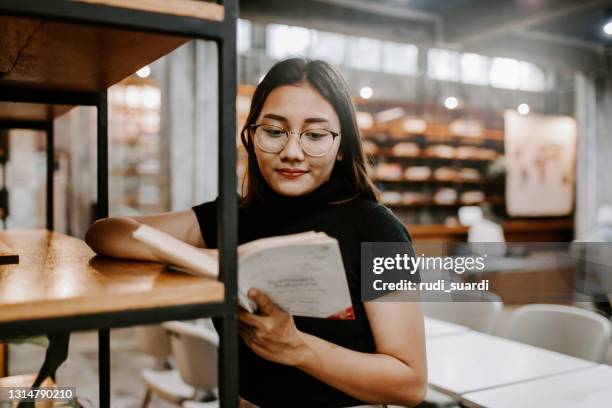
[341,198,413,243]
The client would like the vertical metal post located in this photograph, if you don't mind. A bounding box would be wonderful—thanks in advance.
[1,342,8,377]
[46,121,54,231]
[96,90,109,220]
[217,1,239,407]
[96,90,111,408]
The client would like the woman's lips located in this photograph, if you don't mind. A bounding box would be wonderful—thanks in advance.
[276,168,308,179]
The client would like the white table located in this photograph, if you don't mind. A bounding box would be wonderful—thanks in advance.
[424,317,471,338]
[462,364,612,408]
[427,331,595,398]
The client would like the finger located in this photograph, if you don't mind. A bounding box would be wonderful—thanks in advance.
[239,310,263,327]
[240,325,262,347]
[239,321,255,332]
[242,330,265,355]
[248,288,278,316]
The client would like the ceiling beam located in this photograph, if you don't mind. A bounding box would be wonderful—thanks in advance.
[313,0,440,23]
[466,31,604,73]
[516,29,605,53]
[443,0,612,45]
[240,0,437,44]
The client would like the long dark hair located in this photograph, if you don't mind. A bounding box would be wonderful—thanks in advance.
[240,58,379,207]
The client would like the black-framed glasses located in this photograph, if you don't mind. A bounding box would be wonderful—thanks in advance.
[249,124,340,157]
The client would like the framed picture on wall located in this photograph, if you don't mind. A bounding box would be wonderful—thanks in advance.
[505,110,577,217]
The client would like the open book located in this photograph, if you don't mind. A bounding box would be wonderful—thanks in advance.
[132,225,354,319]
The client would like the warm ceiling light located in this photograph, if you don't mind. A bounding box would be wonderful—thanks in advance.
[518,103,530,115]
[136,66,151,78]
[444,96,459,110]
[359,86,374,99]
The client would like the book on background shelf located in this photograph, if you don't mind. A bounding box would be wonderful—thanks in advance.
[133,225,354,319]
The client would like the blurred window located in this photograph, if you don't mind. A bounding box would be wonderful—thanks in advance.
[382,41,418,75]
[266,24,310,59]
[460,53,489,85]
[519,61,547,91]
[310,30,347,65]
[237,19,252,55]
[489,57,520,89]
[347,36,381,71]
[427,48,459,81]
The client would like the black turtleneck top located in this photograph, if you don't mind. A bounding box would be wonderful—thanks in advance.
[192,173,415,408]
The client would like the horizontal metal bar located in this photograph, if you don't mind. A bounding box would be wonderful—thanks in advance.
[0,120,49,130]
[0,0,228,40]
[0,302,226,338]
[0,87,98,106]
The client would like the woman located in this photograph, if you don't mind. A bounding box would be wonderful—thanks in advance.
[85,58,427,408]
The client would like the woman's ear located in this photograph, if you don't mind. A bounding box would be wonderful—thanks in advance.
[336,150,343,161]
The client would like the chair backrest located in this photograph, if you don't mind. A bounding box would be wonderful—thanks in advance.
[504,304,612,362]
[162,321,219,390]
[134,325,172,358]
[422,291,503,334]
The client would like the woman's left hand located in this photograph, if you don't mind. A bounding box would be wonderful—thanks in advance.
[239,289,310,366]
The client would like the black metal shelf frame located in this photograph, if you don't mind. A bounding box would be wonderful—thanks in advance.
[0,1,239,407]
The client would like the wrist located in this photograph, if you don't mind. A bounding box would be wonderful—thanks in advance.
[292,330,317,370]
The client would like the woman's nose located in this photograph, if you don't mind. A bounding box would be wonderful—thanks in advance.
[279,133,305,161]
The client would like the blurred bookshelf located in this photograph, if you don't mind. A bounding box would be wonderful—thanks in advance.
[109,76,163,215]
[356,99,506,225]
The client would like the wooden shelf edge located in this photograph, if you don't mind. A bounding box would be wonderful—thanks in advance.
[370,153,500,162]
[406,219,574,238]
[76,0,224,21]
[0,281,225,324]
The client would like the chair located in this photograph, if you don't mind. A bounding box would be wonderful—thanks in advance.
[504,303,612,362]
[141,321,219,407]
[135,324,172,369]
[422,291,503,334]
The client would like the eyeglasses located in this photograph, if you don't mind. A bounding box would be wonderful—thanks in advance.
[249,124,340,157]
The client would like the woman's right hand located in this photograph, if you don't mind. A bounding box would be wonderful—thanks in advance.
[84,209,205,261]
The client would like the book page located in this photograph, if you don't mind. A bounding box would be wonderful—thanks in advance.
[133,224,218,277]
[238,231,322,258]
[239,240,353,318]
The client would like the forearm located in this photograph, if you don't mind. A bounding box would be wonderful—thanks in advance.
[295,331,426,406]
[85,217,159,261]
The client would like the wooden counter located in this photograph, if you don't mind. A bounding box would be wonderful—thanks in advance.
[0,230,223,324]
[76,0,224,21]
[408,219,574,243]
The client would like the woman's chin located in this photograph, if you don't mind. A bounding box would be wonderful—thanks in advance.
[271,178,317,197]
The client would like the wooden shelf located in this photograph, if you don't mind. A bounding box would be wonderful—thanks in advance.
[407,219,574,242]
[0,13,192,120]
[369,152,500,163]
[76,0,224,21]
[363,131,505,143]
[0,230,224,324]
[0,102,73,122]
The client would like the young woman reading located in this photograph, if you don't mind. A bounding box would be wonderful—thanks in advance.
[85,58,427,408]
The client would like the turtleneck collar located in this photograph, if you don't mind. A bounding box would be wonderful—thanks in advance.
[257,167,359,213]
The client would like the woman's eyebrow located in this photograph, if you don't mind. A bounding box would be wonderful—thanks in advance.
[262,113,287,122]
[262,114,330,124]
[304,117,330,124]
